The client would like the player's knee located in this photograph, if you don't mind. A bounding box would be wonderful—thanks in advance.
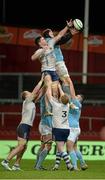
[18,139,27,151]
[18,144,25,151]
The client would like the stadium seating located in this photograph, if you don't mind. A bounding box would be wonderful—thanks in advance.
[0,44,105,141]
[0,104,105,140]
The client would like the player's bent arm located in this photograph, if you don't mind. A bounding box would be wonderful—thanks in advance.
[31,49,45,61]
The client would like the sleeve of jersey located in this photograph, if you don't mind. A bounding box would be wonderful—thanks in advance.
[48,38,55,47]
[25,95,34,103]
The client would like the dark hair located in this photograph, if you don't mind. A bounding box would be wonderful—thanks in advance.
[79,94,85,103]
[34,36,42,46]
[42,29,52,38]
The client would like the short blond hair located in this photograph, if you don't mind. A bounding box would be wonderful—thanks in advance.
[61,94,69,105]
[21,91,29,100]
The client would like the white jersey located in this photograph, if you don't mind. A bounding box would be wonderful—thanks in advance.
[39,39,56,72]
[20,97,36,127]
[49,97,69,129]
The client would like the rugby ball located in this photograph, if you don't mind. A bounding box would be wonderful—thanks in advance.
[73,19,83,30]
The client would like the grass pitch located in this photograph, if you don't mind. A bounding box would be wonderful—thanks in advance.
[0,159,105,179]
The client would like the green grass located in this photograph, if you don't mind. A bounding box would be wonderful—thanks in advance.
[0,159,105,179]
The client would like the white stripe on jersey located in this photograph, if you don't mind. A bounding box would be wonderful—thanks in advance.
[49,98,69,129]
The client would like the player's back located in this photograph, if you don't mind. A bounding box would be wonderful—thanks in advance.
[40,96,52,128]
[68,99,81,128]
[20,99,36,127]
[50,98,69,129]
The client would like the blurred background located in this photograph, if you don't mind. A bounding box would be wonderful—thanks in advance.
[0,0,105,153]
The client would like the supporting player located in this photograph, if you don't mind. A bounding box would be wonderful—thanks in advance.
[34,94,52,170]
[46,82,74,171]
[52,82,88,171]
[1,78,43,171]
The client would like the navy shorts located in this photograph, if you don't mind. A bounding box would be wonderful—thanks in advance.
[52,128,70,142]
[42,70,59,81]
[17,123,31,140]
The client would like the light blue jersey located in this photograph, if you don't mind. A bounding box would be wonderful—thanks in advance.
[46,37,64,62]
[68,99,82,128]
[40,96,52,128]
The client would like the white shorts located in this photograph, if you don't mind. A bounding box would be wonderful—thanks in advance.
[55,61,69,79]
[67,127,81,143]
[39,123,52,136]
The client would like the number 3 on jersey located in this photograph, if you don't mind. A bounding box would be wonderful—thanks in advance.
[62,111,67,117]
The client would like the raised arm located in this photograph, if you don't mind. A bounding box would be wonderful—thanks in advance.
[56,32,72,45]
[34,85,46,103]
[67,20,80,36]
[32,74,44,95]
[69,78,76,99]
[58,83,65,97]
[53,19,73,44]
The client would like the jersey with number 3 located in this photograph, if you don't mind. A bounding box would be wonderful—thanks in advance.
[49,98,69,129]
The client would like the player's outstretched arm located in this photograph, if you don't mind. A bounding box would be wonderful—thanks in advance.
[58,83,65,97]
[32,74,44,95]
[53,19,73,44]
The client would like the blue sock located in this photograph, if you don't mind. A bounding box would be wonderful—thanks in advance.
[34,147,42,167]
[75,150,86,165]
[69,150,77,169]
[35,148,48,168]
